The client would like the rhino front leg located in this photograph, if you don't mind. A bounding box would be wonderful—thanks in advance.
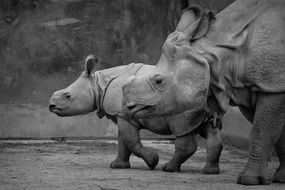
[110,134,131,169]
[117,117,159,170]
[199,122,223,174]
[238,93,285,185]
[162,132,197,172]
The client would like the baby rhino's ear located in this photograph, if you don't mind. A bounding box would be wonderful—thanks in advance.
[85,54,98,75]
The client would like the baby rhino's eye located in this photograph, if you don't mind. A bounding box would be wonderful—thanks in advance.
[64,93,71,100]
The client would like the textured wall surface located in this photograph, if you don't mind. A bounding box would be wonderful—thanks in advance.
[0,0,181,105]
[0,0,251,145]
[0,0,181,138]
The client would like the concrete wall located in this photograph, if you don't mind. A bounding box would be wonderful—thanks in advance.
[0,0,252,147]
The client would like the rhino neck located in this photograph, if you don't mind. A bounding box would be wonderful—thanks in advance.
[92,68,125,119]
[92,63,145,119]
[92,72,109,119]
[193,38,240,114]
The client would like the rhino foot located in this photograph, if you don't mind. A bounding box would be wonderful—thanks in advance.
[237,170,272,185]
[110,159,130,169]
[273,170,285,183]
[161,162,181,172]
[145,152,159,170]
[202,165,220,174]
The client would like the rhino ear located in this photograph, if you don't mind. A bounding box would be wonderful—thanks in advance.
[183,9,215,41]
[85,54,98,75]
[175,6,202,32]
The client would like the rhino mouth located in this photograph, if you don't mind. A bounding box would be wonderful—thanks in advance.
[49,105,64,116]
[123,104,156,119]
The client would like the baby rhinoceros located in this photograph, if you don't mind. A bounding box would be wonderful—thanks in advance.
[49,55,223,173]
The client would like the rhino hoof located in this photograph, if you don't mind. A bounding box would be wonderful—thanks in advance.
[273,170,285,183]
[110,160,130,169]
[237,171,272,185]
[162,162,181,172]
[202,165,220,174]
[146,153,159,170]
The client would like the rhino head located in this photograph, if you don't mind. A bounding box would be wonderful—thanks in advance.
[49,55,98,117]
[122,6,215,118]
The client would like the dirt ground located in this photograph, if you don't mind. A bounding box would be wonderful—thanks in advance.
[0,140,283,190]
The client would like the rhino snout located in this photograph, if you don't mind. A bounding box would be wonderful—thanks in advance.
[49,96,58,112]
[49,104,56,112]
[49,91,63,112]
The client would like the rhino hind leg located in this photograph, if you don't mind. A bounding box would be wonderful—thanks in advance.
[110,135,131,169]
[162,132,197,172]
[273,126,285,183]
[199,123,223,174]
[117,117,159,170]
[237,93,285,185]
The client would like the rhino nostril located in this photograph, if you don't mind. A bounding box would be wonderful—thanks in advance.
[49,104,56,111]
[126,103,136,111]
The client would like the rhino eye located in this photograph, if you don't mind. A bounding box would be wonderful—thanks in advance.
[64,93,71,100]
[155,78,163,85]
[153,75,164,85]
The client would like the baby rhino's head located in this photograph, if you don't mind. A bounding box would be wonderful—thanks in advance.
[49,55,98,117]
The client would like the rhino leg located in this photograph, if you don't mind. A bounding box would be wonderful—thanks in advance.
[162,132,197,172]
[199,122,223,174]
[238,93,285,185]
[117,117,159,170]
[273,126,285,183]
[110,134,131,169]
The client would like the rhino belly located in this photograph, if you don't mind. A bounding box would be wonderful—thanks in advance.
[138,117,172,135]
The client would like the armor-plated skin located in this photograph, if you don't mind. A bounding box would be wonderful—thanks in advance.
[122,0,285,185]
[49,55,223,173]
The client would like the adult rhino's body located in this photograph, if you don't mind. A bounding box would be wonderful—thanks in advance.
[122,0,285,185]
[49,55,223,173]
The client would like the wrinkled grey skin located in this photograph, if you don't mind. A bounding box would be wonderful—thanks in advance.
[122,0,285,185]
[49,55,223,174]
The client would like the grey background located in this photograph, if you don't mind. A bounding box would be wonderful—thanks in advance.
[0,0,250,146]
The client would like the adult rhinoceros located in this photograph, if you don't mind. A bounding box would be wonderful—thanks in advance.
[122,0,285,185]
[49,55,223,173]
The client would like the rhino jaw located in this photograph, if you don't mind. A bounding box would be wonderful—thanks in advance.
[122,101,156,119]
[49,104,64,116]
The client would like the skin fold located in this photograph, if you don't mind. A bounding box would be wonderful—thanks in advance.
[49,55,223,173]
[122,0,285,185]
